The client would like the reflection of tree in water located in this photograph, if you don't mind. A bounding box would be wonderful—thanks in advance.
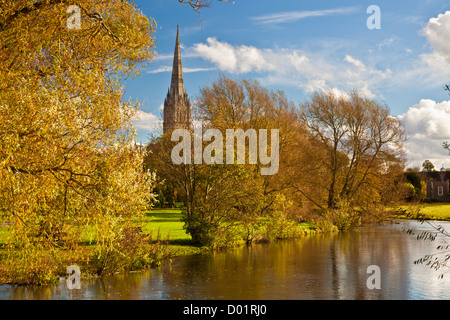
[328,227,410,299]
[161,227,413,299]
[8,269,167,300]
[162,249,274,299]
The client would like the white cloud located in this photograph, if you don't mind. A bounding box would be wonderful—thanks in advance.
[377,36,400,50]
[397,99,450,168]
[386,11,450,88]
[423,11,450,62]
[344,55,366,71]
[147,66,214,74]
[398,99,450,139]
[184,67,215,73]
[295,54,386,98]
[191,37,390,98]
[419,11,450,78]
[251,7,358,24]
[301,79,328,93]
[358,84,376,99]
[147,66,172,74]
[327,88,351,100]
[289,52,309,71]
[131,110,162,131]
[192,37,272,74]
[155,54,174,61]
[183,10,450,99]
[150,10,450,115]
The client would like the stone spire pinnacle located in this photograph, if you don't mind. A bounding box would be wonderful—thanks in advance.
[163,25,191,134]
[170,25,184,98]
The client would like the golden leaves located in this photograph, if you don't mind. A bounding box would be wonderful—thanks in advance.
[0,0,158,283]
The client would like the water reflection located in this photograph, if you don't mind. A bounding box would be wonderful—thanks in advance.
[1,220,450,300]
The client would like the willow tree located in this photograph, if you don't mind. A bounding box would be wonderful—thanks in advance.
[0,0,157,283]
[176,75,309,245]
[299,90,406,225]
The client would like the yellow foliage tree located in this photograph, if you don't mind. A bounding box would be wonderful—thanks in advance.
[0,0,157,284]
[299,90,406,223]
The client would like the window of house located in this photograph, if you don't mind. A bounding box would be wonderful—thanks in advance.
[438,186,444,196]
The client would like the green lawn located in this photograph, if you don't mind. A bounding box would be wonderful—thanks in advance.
[0,208,198,255]
[138,208,195,247]
[0,209,191,244]
[0,207,315,255]
[3,203,449,246]
[137,208,205,255]
[398,203,450,221]
[0,225,10,246]
[140,208,190,241]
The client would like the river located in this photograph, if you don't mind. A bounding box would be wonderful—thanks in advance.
[1,220,450,300]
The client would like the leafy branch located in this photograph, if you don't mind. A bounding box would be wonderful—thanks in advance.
[405,213,450,278]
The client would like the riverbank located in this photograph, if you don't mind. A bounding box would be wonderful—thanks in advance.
[3,220,450,300]
[395,203,450,221]
[0,208,317,285]
[2,203,448,286]
[2,203,448,254]
[139,208,317,256]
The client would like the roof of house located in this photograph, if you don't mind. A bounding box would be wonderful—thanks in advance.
[419,171,450,181]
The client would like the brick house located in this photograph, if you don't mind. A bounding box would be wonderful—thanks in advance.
[420,171,450,202]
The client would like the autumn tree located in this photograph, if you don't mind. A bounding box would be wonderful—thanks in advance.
[194,76,311,242]
[146,124,266,247]
[0,0,157,283]
[422,160,435,172]
[146,75,307,246]
[299,90,406,224]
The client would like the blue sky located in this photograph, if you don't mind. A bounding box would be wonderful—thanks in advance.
[126,0,450,168]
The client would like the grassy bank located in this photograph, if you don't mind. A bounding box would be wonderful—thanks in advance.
[136,208,316,255]
[396,203,450,221]
[0,209,201,259]
[137,208,201,256]
[3,204,448,248]
[0,208,317,285]
[0,208,317,259]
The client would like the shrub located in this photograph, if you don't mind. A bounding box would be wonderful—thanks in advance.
[181,208,244,248]
[0,246,61,285]
[313,217,338,233]
[181,209,218,247]
[265,213,301,240]
[87,224,173,276]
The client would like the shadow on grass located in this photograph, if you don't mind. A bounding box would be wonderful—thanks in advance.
[146,218,182,223]
[149,238,196,247]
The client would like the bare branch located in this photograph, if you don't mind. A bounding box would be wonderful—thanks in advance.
[178,0,212,12]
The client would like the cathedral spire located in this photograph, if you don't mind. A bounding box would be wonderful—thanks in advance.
[163,25,191,134]
[170,25,184,98]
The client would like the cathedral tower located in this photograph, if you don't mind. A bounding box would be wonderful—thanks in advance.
[163,25,191,134]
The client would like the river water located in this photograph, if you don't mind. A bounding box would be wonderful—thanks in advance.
[1,220,450,300]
